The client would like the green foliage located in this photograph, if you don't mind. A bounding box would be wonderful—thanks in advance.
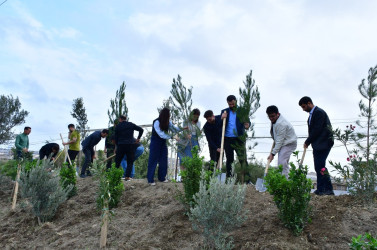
[0,94,29,144]
[180,146,204,208]
[265,151,312,235]
[59,163,77,198]
[0,160,18,180]
[10,147,33,161]
[329,65,377,204]
[350,233,377,250]
[189,170,247,249]
[71,97,89,140]
[108,81,129,126]
[96,164,124,210]
[19,160,71,223]
[233,159,265,184]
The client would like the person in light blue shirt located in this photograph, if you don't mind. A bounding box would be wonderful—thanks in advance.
[147,108,181,185]
[221,95,250,178]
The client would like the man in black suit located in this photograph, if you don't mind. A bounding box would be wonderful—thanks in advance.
[221,95,251,178]
[299,96,334,195]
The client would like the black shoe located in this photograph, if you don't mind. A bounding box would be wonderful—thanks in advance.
[86,171,92,177]
[323,190,335,196]
[314,190,320,195]
[80,174,87,178]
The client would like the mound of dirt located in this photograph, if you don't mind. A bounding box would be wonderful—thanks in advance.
[0,176,376,249]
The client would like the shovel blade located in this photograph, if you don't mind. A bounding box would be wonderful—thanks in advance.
[255,178,267,192]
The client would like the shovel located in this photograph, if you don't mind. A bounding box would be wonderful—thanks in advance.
[256,142,275,192]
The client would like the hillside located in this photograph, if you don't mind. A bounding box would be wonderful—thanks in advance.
[0,176,376,249]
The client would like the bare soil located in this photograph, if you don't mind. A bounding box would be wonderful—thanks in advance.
[0,176,376,249]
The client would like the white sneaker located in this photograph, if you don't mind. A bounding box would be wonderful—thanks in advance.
[150,182,156,186]
[162,179,169,183]
[121,177,125,180]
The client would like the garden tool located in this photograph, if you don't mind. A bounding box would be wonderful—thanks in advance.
[102,153,116,163]
[217,111,227,179]
[299,147,307,167]
[256,142,275,192]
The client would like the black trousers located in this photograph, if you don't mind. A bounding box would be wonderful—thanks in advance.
[66,150,79,163]
[115,144,136,178]
[209,147,220,164]
[106,148,115,169]
[224,137,248,177]
[313,148,333,192]
[81,148,94,175]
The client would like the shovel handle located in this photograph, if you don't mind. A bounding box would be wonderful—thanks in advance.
[103,154,116,163]
[299,148,307,166]
[217,111,227,171]
[264,142,276,175]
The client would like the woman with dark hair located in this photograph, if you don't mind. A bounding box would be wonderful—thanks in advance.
[178,108,201,165]
[147,108,181,185]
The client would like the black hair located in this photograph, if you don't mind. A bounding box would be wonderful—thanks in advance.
[159,108,170,132]
[266,105,279,115]
[226,95,237,102]
[299,96,313,106]
[52,144,60,151]
[119,115,127,121]
[102,129,109,134]
[191,108,200,123]
[24,126,31,130]
[68,124,75,128]
[203,110,214,118]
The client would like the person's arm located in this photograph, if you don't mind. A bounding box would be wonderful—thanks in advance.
[134,124,144,142]
[168,121,181,134]
[272,124,287,155]
[26,136,29,150]
[305,110,326,147]
[15,135,22,150]
[154,120,171,139]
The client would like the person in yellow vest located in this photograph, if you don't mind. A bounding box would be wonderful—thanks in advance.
[63,124,81,163]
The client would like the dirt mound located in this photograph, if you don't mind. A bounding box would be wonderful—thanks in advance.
[0,177,376,249]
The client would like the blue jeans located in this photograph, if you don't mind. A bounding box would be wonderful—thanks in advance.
[147,135,168,183]
[177,135,199,160]
[121,145,144,178]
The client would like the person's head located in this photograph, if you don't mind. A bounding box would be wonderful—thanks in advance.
[101,129,109,138]
[118,115,127,122]
[298,96,314,113]
[204,110,215,123]
[266,105,280,124]
[226,95,237,110]
[52,144,60,154]
[68,124,75,132]
[24,127,31,135]
[191,108,200,123]
[159,108,170,132]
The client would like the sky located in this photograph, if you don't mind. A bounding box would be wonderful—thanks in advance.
[1,0,377,173]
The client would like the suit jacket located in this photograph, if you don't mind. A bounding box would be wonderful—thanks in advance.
[305,106,334,151]
[221,107,250,137]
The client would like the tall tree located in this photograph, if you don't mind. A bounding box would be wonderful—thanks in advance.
[108,81,129,126]
[170,75,193,127]
[71,97,89,140]
[0,95,29,144]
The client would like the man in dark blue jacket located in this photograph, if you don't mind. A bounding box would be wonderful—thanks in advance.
[203,110,222,163]
[221,95,251,178]
[299,96,334,195]
[80,129,109,178]
[114,115,144,181]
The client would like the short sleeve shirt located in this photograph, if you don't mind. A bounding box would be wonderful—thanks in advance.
[69,130,80,151]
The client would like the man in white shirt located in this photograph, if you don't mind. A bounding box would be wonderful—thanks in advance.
[266,105,297,178]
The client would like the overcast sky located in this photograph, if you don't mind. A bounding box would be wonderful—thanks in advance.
[1,0,377,172]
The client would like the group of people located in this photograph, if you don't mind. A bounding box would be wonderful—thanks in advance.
[14,95,335,195]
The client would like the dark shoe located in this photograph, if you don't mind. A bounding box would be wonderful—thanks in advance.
[80,174,87,178]
[323,190,335,196]
[314,190,320,195]
[86,171,92,177]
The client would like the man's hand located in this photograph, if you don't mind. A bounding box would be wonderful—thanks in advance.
[221,112,227,119]
[22,148,28,153]
[186,134,192,139]
[92,155,96,160]
[63,142,67,146]
[303,143,308,149]
[135,139,140,143]
[244,123,250,129]
[267,154,274,162]
[217,148,221,153]
[104,148,107,153]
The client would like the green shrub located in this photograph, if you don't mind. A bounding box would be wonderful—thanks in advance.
[265,152,312,235]
[19,160,71,224]
[350,233,377,250]
[96,165,124,210]
[180,146,204,208]
[0,160,18,180]
[59,163,77,198]
[189,170,247,249]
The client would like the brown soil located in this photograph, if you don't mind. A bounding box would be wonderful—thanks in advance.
[0,176,376,249]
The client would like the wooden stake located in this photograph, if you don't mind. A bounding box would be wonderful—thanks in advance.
[100,209,109,248]
[174,152,179,181]
[217,111,227,171]
[60,133,72,166]
[11,163,22,210]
